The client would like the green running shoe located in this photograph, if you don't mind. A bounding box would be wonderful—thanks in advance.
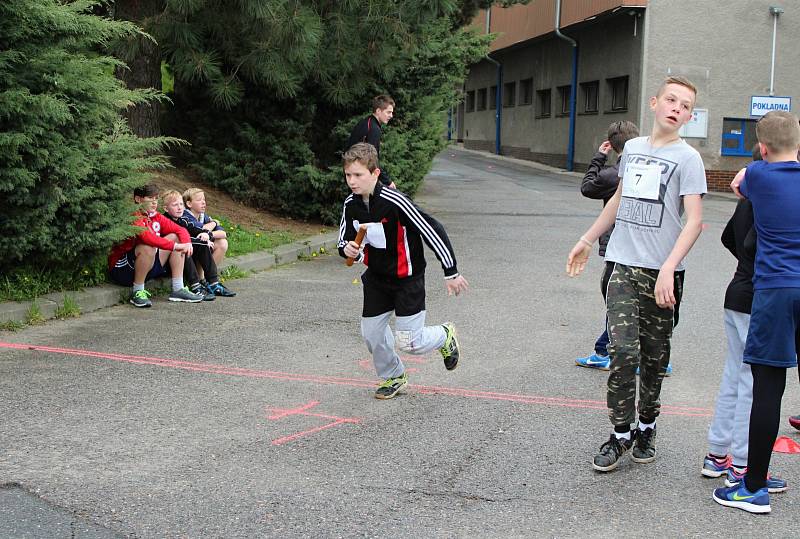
[439,322,460,370]
[375,372,408,400]
[130,289,152,308]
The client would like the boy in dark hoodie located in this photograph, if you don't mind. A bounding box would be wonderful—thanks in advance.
[575,121,639,370]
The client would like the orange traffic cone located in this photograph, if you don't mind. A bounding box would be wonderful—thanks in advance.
[773,436,800,454]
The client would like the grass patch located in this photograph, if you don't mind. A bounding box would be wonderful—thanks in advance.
[215,216,299,257]
[25,302,46,325]
[54,295,80,319]
[0,258,107,303]
[0,320,25,332]
[220,265,248,281]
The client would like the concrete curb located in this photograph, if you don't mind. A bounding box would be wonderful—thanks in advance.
[0,232,340,325]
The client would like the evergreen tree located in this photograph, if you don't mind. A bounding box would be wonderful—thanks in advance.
[113,1,525,223]
[158,2,498,222]
[0,0,175,275]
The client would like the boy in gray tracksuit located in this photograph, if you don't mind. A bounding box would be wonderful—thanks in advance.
[338,143,469,399]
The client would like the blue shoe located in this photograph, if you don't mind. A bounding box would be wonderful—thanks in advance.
[713,483,770,514]
[209,282,236,297]
[725,467,787,493]
[635,363,672,376]
[701,454,731,478]
[576,353,610,370]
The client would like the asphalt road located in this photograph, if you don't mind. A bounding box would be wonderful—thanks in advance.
[2,148,799,537]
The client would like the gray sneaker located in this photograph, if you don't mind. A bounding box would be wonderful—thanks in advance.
[130,289,152,308]
[593,433,634,472]
[168,286,204,303]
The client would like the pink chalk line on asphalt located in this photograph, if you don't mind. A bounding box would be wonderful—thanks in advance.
[266,401,360,446]
[0,341,712,417]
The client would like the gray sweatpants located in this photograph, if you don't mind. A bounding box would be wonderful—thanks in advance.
[361,310,446,379]
[707,309,752,467]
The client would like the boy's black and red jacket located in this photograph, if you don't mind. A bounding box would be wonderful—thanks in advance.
[337,183,459,281]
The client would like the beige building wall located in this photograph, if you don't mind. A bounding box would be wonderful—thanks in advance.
[461,1,800,188]
[640,0,800,184]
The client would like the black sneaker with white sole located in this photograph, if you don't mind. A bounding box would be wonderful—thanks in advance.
[593,432,634,472]
[191,283,215,301]
[631,426,657,463]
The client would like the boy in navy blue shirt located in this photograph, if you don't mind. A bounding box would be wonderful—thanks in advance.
[715,111,800,514]
[182,188,235,297]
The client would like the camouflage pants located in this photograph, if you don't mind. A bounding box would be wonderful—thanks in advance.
[606,263,683,427]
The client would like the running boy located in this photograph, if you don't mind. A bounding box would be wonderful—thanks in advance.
[108,184,204,307]
[714,110,800,514]
[337,143,468,399]
[566,76,706,472]
[182,188,235,297]
[576,120,639,371]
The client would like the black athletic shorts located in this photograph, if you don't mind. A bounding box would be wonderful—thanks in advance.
[362,271,425,318]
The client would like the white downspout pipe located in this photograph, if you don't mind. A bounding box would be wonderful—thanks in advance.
[768,6,784,96]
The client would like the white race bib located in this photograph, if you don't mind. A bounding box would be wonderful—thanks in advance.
[622,163,662,200]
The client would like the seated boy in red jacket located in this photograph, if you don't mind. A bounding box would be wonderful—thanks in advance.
[108,184,204,307]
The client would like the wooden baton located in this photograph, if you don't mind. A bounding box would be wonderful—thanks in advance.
[345,225,368,267]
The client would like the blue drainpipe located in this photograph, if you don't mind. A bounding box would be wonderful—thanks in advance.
[554,0,577,171]
[447,108,452,141]
[484,8,502,155]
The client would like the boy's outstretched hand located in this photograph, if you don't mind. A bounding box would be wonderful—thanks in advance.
[446,275,469,296]
[566,240,592,277]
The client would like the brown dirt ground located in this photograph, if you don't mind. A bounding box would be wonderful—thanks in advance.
[150,169,326,236]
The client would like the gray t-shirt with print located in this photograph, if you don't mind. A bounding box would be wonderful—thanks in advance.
[604,136,707,271]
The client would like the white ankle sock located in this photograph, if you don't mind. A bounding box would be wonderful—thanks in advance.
[171,277,184,291]
[614,431,631,441]
[638,420,655,431]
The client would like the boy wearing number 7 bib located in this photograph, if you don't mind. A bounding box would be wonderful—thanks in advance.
[566,76,707,472]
